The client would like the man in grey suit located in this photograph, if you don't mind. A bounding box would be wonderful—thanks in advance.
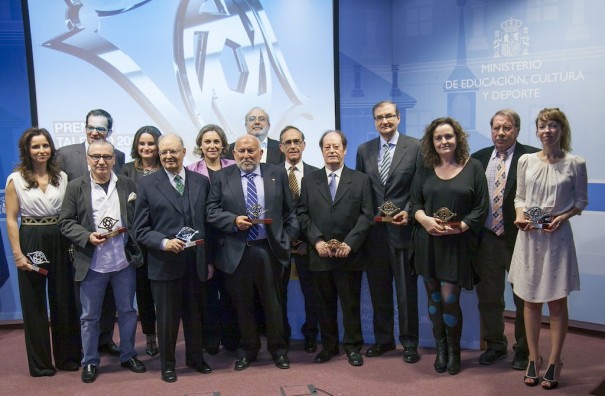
[206,135,298,371]
[133,134,212,383]
[56,108,126,355]
[59,140,145,383]
[298,130,373,367]
[278,125,320,352]
[472,109,539,370]
[356,100,422,363]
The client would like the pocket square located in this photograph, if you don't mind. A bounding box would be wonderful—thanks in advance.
[128,192,137,202]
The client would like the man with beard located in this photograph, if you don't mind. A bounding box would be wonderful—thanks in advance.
[226,107,285,164]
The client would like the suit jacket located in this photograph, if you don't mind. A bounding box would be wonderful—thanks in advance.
[226,137,285,164]
[57,142,126,181]
[206,163,299,274]
[472,142,540,252]
[356,133,421,250]
[132,169,210,281]
[297,166,373,271]
[58,173,142,282]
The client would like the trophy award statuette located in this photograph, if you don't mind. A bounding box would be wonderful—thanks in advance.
[325,239,342,253]
[98,216,126,239]
[247,204,272,224]
[176,227,205,248]
[375,201,401,223]
[433,207,461,229]
[524,206,553,230]
[26,251,49,276]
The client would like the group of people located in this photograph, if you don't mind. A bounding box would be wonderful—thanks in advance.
[5,103,587,390]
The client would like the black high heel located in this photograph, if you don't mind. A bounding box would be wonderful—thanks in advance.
[541,362,563,390]
[524,356,543,387]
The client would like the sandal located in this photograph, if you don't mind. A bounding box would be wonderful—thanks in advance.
[541,362,563,390]
[524,356,543,387]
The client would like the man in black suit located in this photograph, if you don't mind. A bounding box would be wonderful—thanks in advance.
[59,140,145,383]
[472,109,539,370]
[298,130,373,367]
[56,108,125,356]
[133,134,212,383]
[225,107,285,164]
[206,135,298,371]
[278,125,320,353]
[356,100,422,363]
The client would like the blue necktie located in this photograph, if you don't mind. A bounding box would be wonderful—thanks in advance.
[328,172,337,202]
[244,173,259,240]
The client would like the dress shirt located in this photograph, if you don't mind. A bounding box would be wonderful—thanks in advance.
[324,165,344,192]
[284,161,304,191]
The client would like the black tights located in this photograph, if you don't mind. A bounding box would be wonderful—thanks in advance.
[424,278,462,339]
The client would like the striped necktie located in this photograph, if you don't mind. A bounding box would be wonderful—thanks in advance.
[491,151,507,235]
[244,173,259,240]
[288,166,299,201]
[379,143,392,185]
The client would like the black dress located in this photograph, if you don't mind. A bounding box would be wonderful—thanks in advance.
[409,158,488,290]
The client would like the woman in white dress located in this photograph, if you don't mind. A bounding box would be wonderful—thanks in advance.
[508,108,588,389]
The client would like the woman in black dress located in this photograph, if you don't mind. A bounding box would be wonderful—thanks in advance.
[410,117,488,375]
[121,125,162,356]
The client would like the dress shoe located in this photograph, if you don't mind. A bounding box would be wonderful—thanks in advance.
[365,343,396,357]
[274,355,290,369]
[304,337,318,353]
[161,369,177,383]
[512,351,529,371]
[313,348,339,363]
[120,357,146,373]
[479,348,507,365]
[190,360,212,374]
[403,347,420,363]
[81,364,97,383]
[234,356,256,371]
[347,351,364,367]
[98,340,120,356]
[145,334,158,357]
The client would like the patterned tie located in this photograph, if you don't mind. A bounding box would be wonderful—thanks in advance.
[328,172,337,202]
[244,173,259,240]
[288,165,299,201]
[174,174,184,196]
[379,143,392,185]
[491,151,507,235]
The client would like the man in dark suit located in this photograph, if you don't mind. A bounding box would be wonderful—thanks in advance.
[278,125,320,353]
[472,109,539,370]
[206,135,298,371]
[56,108,126,356]
[356,100,422,363]
[133,134,212,383]
[225,107,285,164]
[298,130,373,367]
[59,140,146,383]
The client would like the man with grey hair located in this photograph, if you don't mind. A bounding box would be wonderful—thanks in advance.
[226,107,285,164]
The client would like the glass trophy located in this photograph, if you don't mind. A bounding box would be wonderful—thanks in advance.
[176,227,204,248]
[523,206,553,230]
[98,216,126,238]
[26,251,49,276]
[247,204,272,224]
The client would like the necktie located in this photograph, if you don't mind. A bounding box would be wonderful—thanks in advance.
[491,151,507,235]
[379,143,392,185]
[288,166,299,201]
[244,173,259,240]
[174,175,184,195]
[328,172,337,202]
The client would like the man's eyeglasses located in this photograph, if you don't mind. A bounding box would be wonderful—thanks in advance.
[374,114,397,122]
[491,125,515,133]
[247,116,268,123]
[88,154,114,162]
[86,125,109,133]
[159,148,184,156]
[280,139,303,147]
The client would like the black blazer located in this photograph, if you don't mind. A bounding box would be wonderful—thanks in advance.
[472,142,540,252]
[226,137,285,164]
[132,169,210,281]
[297,166,374,271]
[206,163,299,274]
[356,133,421,250]
[59,173,142,282]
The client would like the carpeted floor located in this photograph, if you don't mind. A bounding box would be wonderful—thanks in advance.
[0,319,603,396]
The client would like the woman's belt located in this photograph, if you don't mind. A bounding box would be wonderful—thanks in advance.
[21,216,59,225]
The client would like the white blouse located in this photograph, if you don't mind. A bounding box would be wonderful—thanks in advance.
[5,171,68,217]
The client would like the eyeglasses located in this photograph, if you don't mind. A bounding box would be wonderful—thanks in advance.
[491,125,515,133]
[88,154,114,162]
[374,114,397,122]
[159,148,184,156]
[247,116,268,123]
[86,125,109,133]
[280,139,303,147]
